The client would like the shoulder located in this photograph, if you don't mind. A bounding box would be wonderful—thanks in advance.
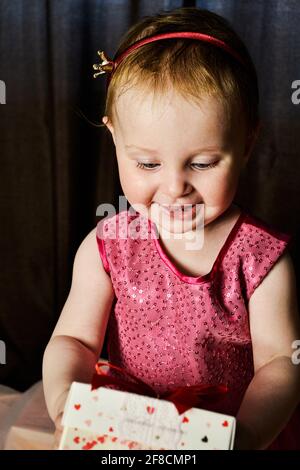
[238,211,293,299]
[74,227,97,264]
[75,226,98,262]
[241,211,292,246]
[248,249,300,371]
[249,249,296,300]
[51,226,115,352]
[243,211,292,243]
[73,226,112,286]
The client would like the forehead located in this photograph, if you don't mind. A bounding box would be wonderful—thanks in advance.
[113,86,234,144]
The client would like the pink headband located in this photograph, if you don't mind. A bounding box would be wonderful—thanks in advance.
[93,31,247,86]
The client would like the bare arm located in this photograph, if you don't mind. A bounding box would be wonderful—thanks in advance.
[235,252,300,449]
[42,228,114,422]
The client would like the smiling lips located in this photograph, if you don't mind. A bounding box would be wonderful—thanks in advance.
[160,203,198,218]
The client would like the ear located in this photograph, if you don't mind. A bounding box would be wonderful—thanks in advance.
[102,115,116,144]
[243,121,262,166]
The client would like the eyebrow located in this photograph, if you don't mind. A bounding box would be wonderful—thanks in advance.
[125,144,158,154]
[125,144,224,154]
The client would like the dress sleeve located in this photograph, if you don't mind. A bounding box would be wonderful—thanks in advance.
[96,220,110,275]
[242,224,293,301]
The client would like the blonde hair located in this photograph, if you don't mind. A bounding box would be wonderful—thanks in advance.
[103,7,259,135]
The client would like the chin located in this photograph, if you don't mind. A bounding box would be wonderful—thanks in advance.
[149,202,205,236]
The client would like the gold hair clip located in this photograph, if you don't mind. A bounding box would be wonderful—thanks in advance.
[93,51,115,78]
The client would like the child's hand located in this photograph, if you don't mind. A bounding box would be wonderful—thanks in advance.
[53,411,64,450]
[52,389,70,450]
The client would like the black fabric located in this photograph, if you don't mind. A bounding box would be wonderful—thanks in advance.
[0,0,299,390]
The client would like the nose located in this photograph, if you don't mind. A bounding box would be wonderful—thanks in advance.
[162,168,192,200]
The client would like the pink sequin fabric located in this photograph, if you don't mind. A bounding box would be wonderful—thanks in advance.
[96,208,292,422]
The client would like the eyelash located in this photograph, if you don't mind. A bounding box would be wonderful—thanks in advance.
[136,162,218,171]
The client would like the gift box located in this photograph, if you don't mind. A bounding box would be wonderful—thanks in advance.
[59,380,236,450]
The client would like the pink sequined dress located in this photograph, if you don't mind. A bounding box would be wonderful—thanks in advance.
[96,206,299,450]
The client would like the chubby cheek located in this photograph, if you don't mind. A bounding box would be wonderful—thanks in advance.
[118,166,154,206]
[202,166,240,205]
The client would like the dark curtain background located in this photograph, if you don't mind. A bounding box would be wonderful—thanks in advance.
[0,0,299,390]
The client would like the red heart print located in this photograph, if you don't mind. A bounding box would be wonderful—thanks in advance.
[128,441,138,449]
[146,406,155,414]
[74,404,81,410]
[222,420,229,427]
[182,416,189,423]
[82,440,97,450]
[73,436,80,444]
[109,427,114,432]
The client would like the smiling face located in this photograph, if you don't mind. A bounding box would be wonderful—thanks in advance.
[103,87,252,236]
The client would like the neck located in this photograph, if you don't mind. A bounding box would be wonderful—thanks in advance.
[158,226,205,252]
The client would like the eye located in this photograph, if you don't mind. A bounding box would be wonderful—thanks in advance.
[136,162,160,170]
[190,162,218,170]
[136,161,218,171]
